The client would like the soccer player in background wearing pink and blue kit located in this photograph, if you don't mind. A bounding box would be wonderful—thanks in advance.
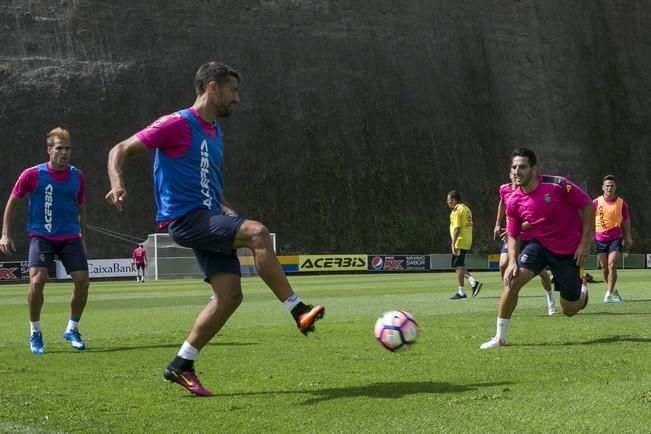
[106,62,325,396]
[481,147,593,349]
[0,128,90,355]
[494,172,556,315]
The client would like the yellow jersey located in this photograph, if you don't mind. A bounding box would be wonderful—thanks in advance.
[450,203,473,250]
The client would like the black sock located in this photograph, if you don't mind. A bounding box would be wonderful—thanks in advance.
[170,356,194,371]
[291,302,308,320]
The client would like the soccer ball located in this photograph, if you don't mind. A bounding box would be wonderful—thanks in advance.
[374,310,418,352]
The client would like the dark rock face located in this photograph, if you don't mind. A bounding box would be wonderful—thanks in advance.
[1,1,649,258]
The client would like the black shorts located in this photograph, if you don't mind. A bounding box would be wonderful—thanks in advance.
[168,208,245,281]
[517,240,581,301]
[135,263,146,271]
[451,249,468,268]
[28,236,88,274]
[595,238,623,254]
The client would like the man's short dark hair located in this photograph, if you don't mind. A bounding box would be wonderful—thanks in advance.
[194,62,241,95]
[511,147,537,166]
[602,174,617,183]
[447,190,461,201]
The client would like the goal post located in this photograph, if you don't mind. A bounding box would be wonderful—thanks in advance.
[142,232,275,280]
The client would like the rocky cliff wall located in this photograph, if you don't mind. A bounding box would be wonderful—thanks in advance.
[1,0,649,258]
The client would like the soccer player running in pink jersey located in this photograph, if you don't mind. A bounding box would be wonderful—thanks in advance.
[0,128,90,354]
[494,172,556,315]
[105,62,325,396]
[481,147,593,349]
[593,175,633,303]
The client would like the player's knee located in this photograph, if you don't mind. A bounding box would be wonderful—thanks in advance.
[247,221,271,247]
[223,290,243,309]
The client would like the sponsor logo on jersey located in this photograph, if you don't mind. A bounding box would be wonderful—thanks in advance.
[44,184,53,232]
[199,140,211,208]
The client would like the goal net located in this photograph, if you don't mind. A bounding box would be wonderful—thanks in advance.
[141,232,275,280]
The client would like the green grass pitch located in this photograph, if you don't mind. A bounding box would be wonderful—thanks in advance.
[1,270,650,433]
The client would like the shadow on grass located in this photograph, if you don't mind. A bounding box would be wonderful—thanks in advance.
[223,381,511,404]
[77,341,258,353]
[513,334,651,347]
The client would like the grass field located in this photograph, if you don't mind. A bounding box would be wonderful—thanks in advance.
[1,270,650,433]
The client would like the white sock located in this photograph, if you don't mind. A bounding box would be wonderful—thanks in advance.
[545,290,554,305]
[496,318,510,341]
[468,276,477,286]
[177,341,200,361]
[30,321,41,334]
[458,287,466,296]
[66,318,80,333]
[283,294,301,311]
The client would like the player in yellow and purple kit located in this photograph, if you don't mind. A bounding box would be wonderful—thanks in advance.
[481,147,593,349]
[0,128,89,354]
[132,244,147,283]
[593,175,633,303]
[105,62,325,396]
[494,173,556,315]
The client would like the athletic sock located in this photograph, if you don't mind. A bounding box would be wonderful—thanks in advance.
[177,341,199,361]
[458,287,466,296]
[66,317,80,333]
[496,318,510,342]
[30,321,41,334]
[283,294,302,312]
[170,355,195,371]
[545,290,554,305]
[468,276,477,287]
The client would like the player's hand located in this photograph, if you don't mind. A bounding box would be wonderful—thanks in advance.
[0,234,16,255]
[105,188,127,211]
[625,237,633,249]
[574,241,591,267]
[493,225,500,240]
[503,263,519,286]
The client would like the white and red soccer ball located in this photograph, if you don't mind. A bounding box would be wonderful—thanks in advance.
[374,310,418,352]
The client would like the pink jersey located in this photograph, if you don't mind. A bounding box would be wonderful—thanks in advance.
[506,175,591,255]
[135,107,216,156]
[499,182,533,241]
[592,196,629,242]
[132,247,146,265]
[12,163,85,241]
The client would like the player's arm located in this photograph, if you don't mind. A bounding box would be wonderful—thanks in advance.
[106,135,149,211]
[494,199,505,240]
[575,201,595,266]
[451,227,460,254]
[0,194,23,255]
[622,217,633,250]
[78,202,87,251]
[221,198,237,216]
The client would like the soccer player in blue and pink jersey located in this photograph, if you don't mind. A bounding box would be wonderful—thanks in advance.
[593,175,633,303]
[0,128,90,355]
[481,147,593,349]
[494,172,556,315]
[105,62,325,396]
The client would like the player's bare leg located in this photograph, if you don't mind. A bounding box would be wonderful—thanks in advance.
[234,219,324,334]
[480,268,535,349]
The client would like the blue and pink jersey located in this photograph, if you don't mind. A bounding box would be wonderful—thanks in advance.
[11,163,84,241]
[506,175,591,255]
[499,182,533,241]
[136,107,224,223]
